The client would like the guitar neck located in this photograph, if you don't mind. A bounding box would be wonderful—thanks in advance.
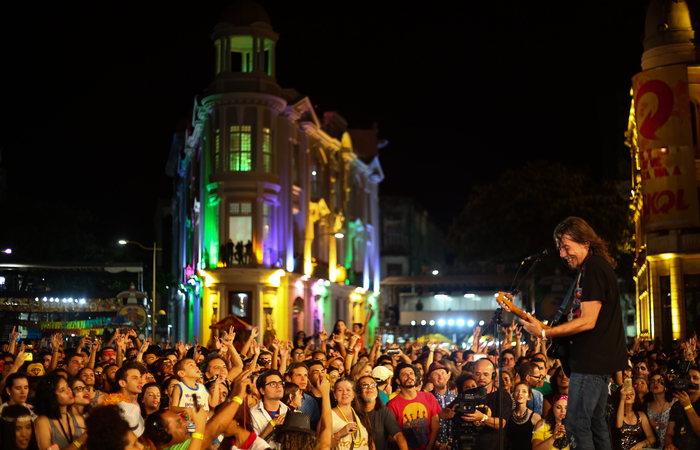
[496,292,551,330]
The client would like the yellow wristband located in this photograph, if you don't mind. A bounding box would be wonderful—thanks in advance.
[73,441,82,449]
[192,433,204,440]
[270,419,276,427]
[685,404,693,410]
[231,396,243,405]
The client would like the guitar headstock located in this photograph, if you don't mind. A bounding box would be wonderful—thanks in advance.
[496,292,515,309]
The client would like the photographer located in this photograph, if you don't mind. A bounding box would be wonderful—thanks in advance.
[452,358,512,449]
[664,364,700,450]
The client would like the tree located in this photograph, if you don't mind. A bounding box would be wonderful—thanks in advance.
[446,161,633,267]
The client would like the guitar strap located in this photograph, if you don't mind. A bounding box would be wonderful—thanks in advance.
[552,269,582,324]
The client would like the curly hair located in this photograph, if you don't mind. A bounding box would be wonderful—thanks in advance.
[276,432,321,450]
[554,216,616,268]
[85,405,134,450]
[644,371,674,403]
[33,372,66,419]
[0,404,38,450]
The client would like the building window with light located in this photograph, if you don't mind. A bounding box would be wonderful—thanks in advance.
[229,202,252,264]
[229,125,252,171]
[262,127,272,173]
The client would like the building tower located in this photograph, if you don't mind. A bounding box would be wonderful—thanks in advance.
[628,0,700,345]
[167,0,384,344]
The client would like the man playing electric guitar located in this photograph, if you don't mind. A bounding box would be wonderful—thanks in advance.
[520,217,628,450]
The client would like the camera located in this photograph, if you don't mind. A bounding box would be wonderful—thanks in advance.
[448,387,488,450]
[672,378,699,392]
[669,360,699,393]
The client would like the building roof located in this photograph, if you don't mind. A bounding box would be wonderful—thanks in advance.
[219,0,272,27]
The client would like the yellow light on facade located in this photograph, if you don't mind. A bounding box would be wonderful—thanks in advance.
[197,270,214,287]
[268,269,286,287]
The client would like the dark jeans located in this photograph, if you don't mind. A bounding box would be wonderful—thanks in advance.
[567,372,612,450]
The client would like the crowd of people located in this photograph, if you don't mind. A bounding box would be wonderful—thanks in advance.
[0,317,698,450]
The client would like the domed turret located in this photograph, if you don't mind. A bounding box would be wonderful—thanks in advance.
[208,0,281,96]
[641,0,698,70]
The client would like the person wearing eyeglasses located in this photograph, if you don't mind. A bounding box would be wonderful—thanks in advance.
[354,375,408,450]
[250,370,288,443]
[518,362,544,415]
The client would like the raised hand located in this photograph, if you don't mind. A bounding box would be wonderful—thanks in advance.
[250,326,260,340]
[51,333,63,351]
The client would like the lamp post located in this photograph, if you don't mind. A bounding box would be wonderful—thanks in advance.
[119,240,162,340]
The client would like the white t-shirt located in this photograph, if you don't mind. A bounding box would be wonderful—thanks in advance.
[173,381,209,432]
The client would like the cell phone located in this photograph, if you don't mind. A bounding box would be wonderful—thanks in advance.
[89,330,96,340]
[193,394,201,412]
[386,349,400,355]
[26,353,33,361]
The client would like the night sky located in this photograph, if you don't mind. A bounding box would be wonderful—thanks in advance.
[1,1,649,246]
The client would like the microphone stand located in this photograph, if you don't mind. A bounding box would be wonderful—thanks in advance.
[489,306,506,450]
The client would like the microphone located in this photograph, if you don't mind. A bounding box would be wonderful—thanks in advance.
[524,249,552,261]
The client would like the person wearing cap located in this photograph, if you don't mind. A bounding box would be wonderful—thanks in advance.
[271,373,333,450]
[427,362,456,448]
[372,366,393,404]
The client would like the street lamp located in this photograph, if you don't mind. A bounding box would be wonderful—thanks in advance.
[119,240,162,340]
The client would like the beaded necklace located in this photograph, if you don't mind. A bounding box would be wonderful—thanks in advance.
[337,406,362,446]
[512,408,529,424]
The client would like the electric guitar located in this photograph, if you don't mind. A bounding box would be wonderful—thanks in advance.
[495,292,571,376]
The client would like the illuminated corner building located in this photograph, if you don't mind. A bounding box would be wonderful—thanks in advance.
[627,0,700,345]
[165,0,384,344]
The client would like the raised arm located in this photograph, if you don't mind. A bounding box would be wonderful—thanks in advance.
[240,326,259,358]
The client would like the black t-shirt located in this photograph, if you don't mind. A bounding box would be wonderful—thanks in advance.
[453,387,512,449]
[368,404,403,450]
[568,255,628,375]
[669,397,700,448]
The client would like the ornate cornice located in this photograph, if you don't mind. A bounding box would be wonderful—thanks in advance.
[201,93,287,114]
[299,122,341,150]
